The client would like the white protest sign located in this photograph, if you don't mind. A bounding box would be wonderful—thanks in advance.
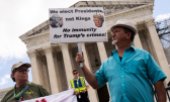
[49,7,107,43]
[22,89,77,102]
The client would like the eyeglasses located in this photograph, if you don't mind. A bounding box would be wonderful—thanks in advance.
[15,69,29,73]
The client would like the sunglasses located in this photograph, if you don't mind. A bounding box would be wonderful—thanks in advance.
[73,72,78,75]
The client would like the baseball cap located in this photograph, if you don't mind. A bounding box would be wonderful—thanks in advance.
[11,61,31,72]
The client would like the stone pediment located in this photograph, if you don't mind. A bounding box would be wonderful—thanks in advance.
[71,1,153,15]
[20,20,49,40]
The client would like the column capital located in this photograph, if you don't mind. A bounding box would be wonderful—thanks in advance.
[27,49,37,57]
[144,18,155,26]
[60,43,69,48]
[43,46,53,53]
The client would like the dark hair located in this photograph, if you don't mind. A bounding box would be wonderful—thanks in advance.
[12,77,15,82]
[11,69,20,82]
[72,69,78,73]
[11,71,16,82]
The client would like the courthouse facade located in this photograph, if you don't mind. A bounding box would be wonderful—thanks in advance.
[19,0,170,102]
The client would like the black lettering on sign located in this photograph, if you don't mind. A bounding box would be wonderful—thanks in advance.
[63,28,70,32]
[65,17,74,21]
[86,33,106,37]
[76,17,90,21]
[60,10,73,13]
[50,10,58,13]
[53,34,62,38]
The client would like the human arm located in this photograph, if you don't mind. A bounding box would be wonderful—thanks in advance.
[38,86,49,96]
[1,94,9,102]
[154,80,166,102]
[1,89,14,102]
[29,83,49,96]
[75,53,98,89]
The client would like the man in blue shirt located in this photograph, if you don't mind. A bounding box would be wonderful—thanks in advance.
[75,19,167,102]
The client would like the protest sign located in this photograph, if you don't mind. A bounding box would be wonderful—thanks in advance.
[49,7,107,43]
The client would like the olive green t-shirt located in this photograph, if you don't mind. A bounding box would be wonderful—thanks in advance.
[1,83,49,102]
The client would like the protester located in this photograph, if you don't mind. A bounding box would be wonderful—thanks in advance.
[70,69,90,102]
[1,61,49,102]
[75,19,167,102]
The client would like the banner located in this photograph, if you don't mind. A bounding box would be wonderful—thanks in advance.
[49,7,107,43]
[23,89,77,102]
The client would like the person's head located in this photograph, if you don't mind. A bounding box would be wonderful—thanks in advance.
[93,14,104,27]
[49,15,63,28]
[72,69,79,78]
[11,62,31,83]
[110,19,137,46]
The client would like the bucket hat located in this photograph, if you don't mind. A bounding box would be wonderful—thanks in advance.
[111,19,137,34]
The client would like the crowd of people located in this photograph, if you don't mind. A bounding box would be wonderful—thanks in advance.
[1,19,168,102]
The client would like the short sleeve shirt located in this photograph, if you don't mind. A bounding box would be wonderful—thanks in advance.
[1,83,49,102]
[95,46,166,102]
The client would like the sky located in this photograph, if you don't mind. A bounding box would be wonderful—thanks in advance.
[0,0,170,89]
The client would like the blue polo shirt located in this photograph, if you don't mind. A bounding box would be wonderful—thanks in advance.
[95,46,166,102]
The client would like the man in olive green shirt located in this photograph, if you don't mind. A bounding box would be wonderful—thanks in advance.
[1,61,49,102]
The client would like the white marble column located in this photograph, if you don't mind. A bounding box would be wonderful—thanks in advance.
[44,46,60,94]
[134,33,143,49]
[133,24,143,49]
[28,50,42,85]
[61,44,74,86]
[145,19,170,81]
[97,42,108,62]
[82,43,99,102]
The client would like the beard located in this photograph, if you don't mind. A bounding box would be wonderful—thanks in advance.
[112,40,118,45]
